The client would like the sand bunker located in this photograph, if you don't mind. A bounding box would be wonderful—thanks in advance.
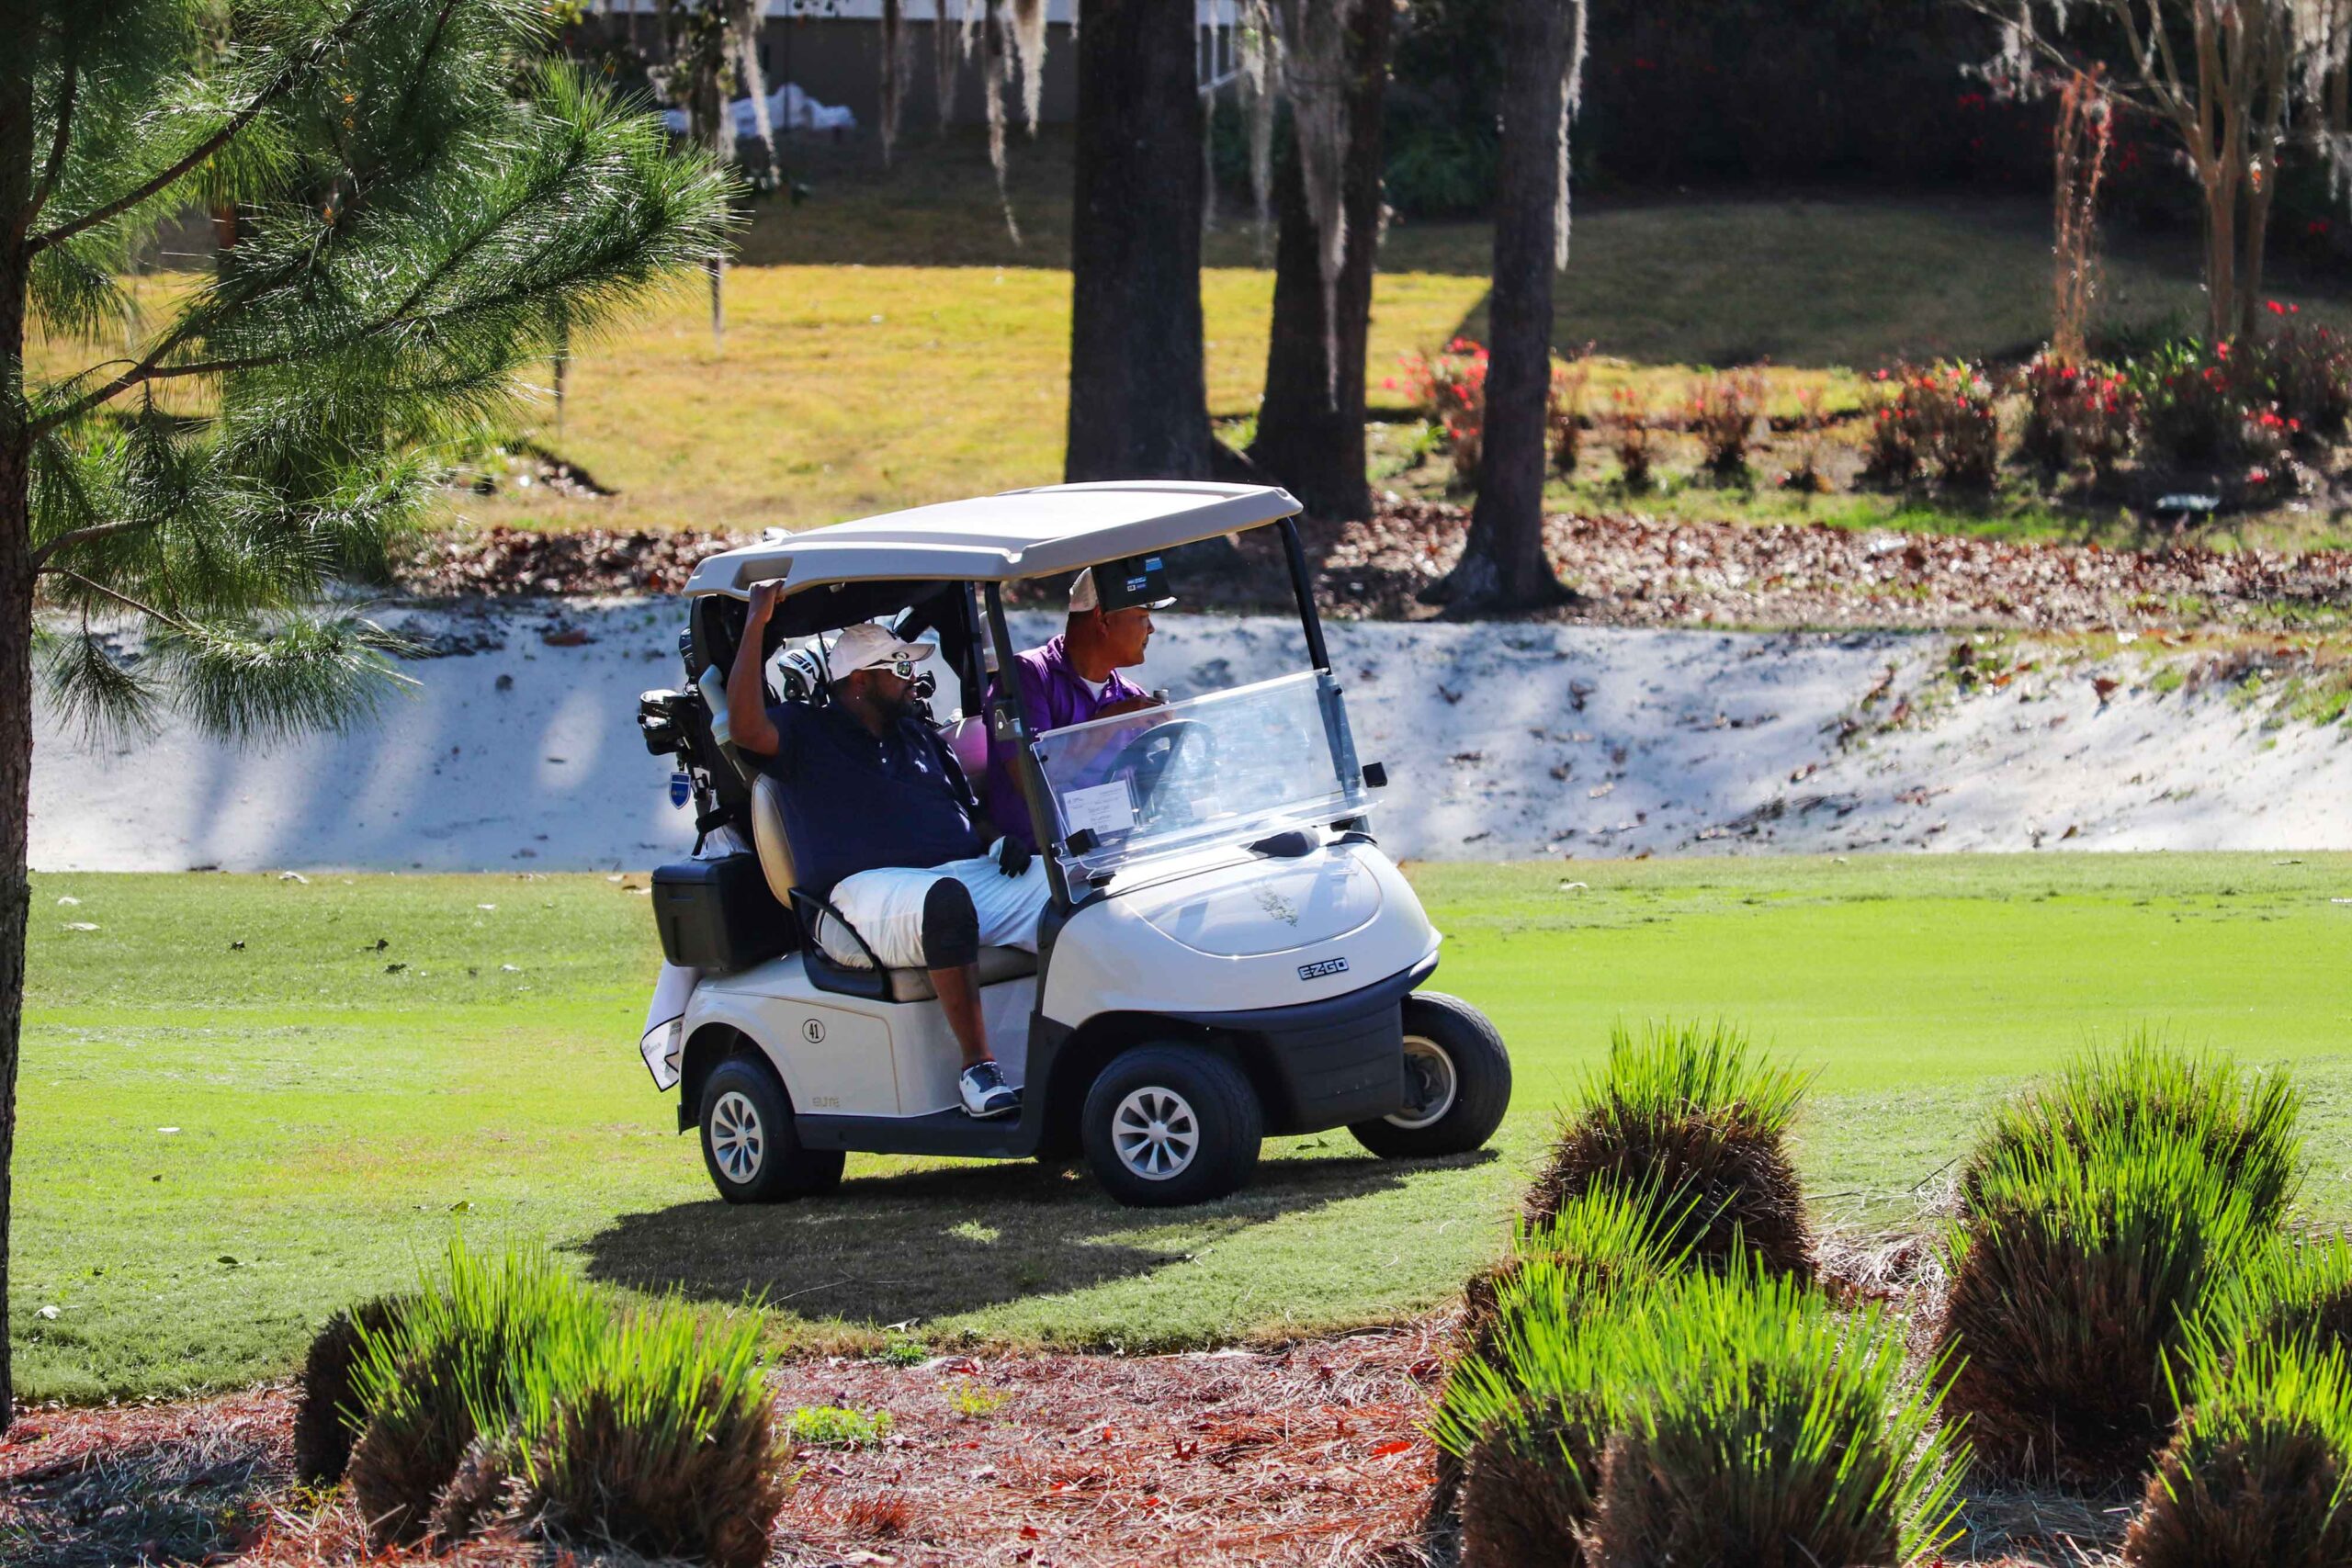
[37,604,2351,872]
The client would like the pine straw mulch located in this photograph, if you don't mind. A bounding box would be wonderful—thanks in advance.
[3,1298,2135,1568]
[392,505,2352,633]
[1,1328,1446,1568]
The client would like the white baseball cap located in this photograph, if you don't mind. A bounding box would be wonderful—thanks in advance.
[829,622,935,679]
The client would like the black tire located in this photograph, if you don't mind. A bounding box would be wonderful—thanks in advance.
[1080,1044,1263,1208]
[698,1055,846,1203]
[1349,992,1513,1160]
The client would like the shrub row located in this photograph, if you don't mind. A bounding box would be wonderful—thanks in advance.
[1434,1027,2352,1566]
[1396,318,2352,502]
[297,1240,787,1566]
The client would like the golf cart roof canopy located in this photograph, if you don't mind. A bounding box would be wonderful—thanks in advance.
[682,481,1302,600]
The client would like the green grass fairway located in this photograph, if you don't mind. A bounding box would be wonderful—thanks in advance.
[15,854,2351,1403]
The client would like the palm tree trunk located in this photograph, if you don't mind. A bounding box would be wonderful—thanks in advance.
[0,35,34,1431]
[1065,0,1216,480]
[1430,0,1575,611]
[1247,0,1393,522]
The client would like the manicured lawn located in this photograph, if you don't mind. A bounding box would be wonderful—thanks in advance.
[14,854,2350,1404]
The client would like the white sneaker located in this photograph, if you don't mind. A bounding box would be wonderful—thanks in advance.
[959,1060,1020,1119]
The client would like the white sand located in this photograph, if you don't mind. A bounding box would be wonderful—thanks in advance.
[37,602,2352,871]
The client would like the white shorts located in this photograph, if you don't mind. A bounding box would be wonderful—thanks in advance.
[818,853,1050,970]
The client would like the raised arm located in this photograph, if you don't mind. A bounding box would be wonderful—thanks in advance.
[729,581,785,758]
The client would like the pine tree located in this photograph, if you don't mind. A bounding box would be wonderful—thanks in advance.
[0,0,731,1429]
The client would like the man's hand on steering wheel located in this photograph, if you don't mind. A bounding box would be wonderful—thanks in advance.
[991,836,1034,879]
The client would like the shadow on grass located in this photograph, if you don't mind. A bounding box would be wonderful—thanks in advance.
[578,1147,1492,1335]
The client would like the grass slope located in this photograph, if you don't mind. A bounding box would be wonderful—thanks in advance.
[14,854,2351,1403]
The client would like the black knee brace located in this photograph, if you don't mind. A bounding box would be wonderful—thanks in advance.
[920,877,979,970]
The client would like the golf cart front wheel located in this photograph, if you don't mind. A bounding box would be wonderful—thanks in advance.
[1349,992,1512,1160]
[698,1055,846,1204]
[1081,1045,1262,1208]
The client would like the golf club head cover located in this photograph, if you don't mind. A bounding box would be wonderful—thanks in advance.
[921,875,980,970]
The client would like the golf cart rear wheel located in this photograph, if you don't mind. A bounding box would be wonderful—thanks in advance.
[698,1055,845,1204]
[1349,992,1512,1160]
[1081,1045,1262,1208]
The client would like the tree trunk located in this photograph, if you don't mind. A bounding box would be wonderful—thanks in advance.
[2235,174,2276,344]
[1430,0,1575,612]
[0,22,34,1431]
[1246,0,1393,522]
[2201,168,2237,344]
[1064,0,1216,480]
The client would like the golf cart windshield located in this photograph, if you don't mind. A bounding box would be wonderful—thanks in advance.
[1031,670,1368,882]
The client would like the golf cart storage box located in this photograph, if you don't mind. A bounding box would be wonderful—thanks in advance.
[651,855,795,973]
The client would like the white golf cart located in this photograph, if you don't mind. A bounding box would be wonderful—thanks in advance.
[634,480,1510,1208]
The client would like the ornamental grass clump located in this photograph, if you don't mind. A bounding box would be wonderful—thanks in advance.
[1434,1184,1688,1526]
[1433,1264,1966,1568]
[1958,1041,2304,1232]
[511,1303,786,1568]
[1526,1020,1812,1278]
[1585,1268,1967,1567]
[343,1238,788,1564]
[347,1241,599,1544]
[2204,1235,2352,1361]
[2122,1334,2352,1568]
[1934,1121,2269,1485]
[1456,1181,1688,1370]
[292,1293,410,1486]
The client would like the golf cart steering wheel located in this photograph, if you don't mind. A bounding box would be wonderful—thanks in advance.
[1106,718,1217,823]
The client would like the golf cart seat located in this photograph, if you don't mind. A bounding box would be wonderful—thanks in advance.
[941,714,989,804]
[749,774,1035,1003]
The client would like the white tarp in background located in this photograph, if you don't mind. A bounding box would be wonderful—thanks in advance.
[660,83,855,139]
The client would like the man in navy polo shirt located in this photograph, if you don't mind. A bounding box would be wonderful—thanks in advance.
[983,559,1174,849]
[728,583,1046,1119]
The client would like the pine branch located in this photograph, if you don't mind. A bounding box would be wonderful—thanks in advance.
[50,568,198,635]
[16,50,80,245]
[388,0,468,155]
[25,2,378,259]
[27,331,277,439]
[30,517,153,575]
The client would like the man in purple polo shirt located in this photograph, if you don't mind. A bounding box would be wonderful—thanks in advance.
[984,559,1175,849]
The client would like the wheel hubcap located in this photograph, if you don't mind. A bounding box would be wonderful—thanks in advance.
[710,1090,764,1183]
[1385,1037,1459,1131]
[1112,1087,1200,1181]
